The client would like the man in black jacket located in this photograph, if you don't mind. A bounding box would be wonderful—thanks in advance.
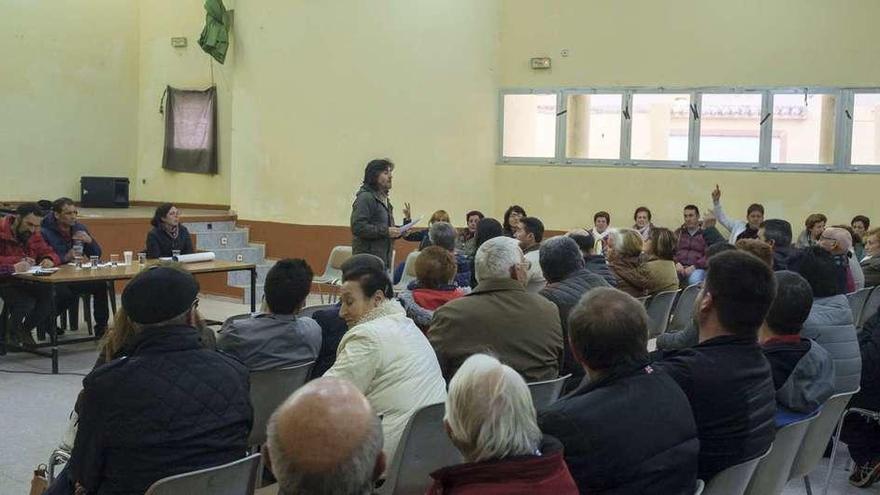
[539,287,699,494]
[759,219,800,271]
[538,236,608,392]
[654,250,777,482]
[50,267,253,495]
[567,230,617,287]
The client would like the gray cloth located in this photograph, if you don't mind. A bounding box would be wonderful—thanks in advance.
[217,313,322,371]
[802,295,862,394]
[350,184,395,268]
[162,86,218,174]
[776,339,836,414]
[656,323,699,351]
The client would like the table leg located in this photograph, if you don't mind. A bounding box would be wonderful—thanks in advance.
[250,267,257,313]
[50,285,59,374]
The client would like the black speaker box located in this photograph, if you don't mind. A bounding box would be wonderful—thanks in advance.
[80,177,129,208]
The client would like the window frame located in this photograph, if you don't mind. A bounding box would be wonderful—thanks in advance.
[496,86,880,174]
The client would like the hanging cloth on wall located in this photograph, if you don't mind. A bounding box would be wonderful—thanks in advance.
[162,86,218,174]
[198,0,230,64]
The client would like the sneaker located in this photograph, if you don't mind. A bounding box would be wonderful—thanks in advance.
[849,459,880,487]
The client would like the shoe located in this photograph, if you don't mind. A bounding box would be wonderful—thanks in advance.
[16,329,37,347]
[849,459,880,487]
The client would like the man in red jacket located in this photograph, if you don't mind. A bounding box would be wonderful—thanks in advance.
[0,203,60,346]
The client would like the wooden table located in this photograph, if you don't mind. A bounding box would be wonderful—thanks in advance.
[2,260,257,373]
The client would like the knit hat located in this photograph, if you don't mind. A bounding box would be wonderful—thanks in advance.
[122,266,199,324]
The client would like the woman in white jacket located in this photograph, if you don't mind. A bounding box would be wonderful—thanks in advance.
[325,265,447,462]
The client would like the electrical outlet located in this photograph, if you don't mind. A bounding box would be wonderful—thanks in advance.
[221,236,228,246]
[236,254,243,262]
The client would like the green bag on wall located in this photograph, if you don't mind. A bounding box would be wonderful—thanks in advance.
[198,0,230,64]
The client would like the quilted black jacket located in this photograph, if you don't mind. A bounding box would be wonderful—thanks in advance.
[69,325,253,494]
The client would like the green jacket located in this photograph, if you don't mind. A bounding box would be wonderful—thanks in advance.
[199,0,230,64]
[350,185,395,268]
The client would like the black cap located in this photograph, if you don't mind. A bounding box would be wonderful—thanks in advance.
[122,266,199,324]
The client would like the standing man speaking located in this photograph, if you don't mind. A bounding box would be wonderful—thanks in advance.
[351,159,405,269]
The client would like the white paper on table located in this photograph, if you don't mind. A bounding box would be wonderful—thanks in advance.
[173,252,216,264]
[399,216,422,236]
[14,266,60,275]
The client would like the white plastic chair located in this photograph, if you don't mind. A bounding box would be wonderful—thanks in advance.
[393,250,421,292]
[312,246,352,302]
[528,374,571,409]
[144,453,261,495]
[703,446,772,495]
[847,288,873,330]
[668,283,701,334]
[744,414,816,495]
[645,290,679,337]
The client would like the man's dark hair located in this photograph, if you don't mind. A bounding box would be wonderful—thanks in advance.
[788,246,844,298]
[633,206,652,222]
[520,217,545,243]
[765,271,813,335]
[342,266,394,299]
[747,204,765,216]
[569,288,648,370]
[475,218,504,249]
[683,204,700,217]
[16,203,45,218]
[707,242,737,259]
[52,197,76,214]
[704,250,777,336]
[760,219,793,247]
[150,203,175,228]
[362,159,394,190]
[539,236,585,283]
[593,211,610,224]
[568,232,595,254]
[264,259,314,314]
[852,215,870,230]
[341,254,385,278]
[502,205,527,234]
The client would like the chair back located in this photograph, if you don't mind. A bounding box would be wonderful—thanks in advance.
[144,453,261,495]
[847,287,873,329]
[859,287,880,329]
[528,374,571,409]
[694,479,705,495]
[645,290,679,337]
[300,304,336,319]
[394,251,421,292]
[744,415,816,495]
[669,283,701,333]
[313,246,352,284]
[378,402,462,495]
[788,391,857,480]
[703,447,771,495]
[247,361,316,447]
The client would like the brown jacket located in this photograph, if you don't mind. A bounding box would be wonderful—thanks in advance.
[428,277,563,382]
[642,257,680,295]
[608,255,650,298]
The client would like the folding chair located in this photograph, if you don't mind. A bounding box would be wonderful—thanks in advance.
[703,447,772,495]
[858,287,880,330]
[528,374,571,409]
[668,283,701,334]
[645,290,679,337]
[393,250,421,293]
[847,287,873,330]
[312,246,352,302]
[744,414,816,495]
[144,453,261,495]
[248,361,316,449]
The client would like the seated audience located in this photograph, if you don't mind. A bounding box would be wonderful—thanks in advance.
[456,210,484,257]
[633,206,654,241]
[699,211,729,246]
[589,210,611,255]
[758,219,799,271]
[469,217,505,288]
[539,288,699,494]
[266,377,385,495]
[606,228,650,297]
[842,311,880,487]
[52,267,251,495]
[654,243,738,352]
[759,271,834,423]
[428,221,472,288]
[819,226,862,292]
[310,254,385,378]
[796,213,827,249]
[861,228,880,287]
[642,227,680,294]
[538,236,608,391]
[402,207,448,250]
[144,202,194,258]
[836,225,866,290]
[674,205,709,285]
[325,265,446,460]
[503,205,527,238]
[567,229,617,287]
[852,215,870,261]
[218,259,321,370]
[514,216,547,292]
[0,203,59,347]
[711,184,764,242]
[429,236,563,382]
[789,246,862,393]
[430,354,579,495]
[398,246,467,331]
[654,251,777,481]
[736,238,774,268]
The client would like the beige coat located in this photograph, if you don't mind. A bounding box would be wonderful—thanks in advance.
[428,277,563,382]
[325,300,447,461]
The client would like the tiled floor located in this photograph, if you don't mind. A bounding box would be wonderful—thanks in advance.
[0,294,877,495]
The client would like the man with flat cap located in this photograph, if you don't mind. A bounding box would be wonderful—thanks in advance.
[49,266,253,495]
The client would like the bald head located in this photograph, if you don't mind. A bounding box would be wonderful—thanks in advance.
[819,227,852,255]
[267,377,384,495]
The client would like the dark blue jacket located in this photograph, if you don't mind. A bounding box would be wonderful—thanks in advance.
[69,325,252,494]
[41,213,102,261]
[310,303,349,379]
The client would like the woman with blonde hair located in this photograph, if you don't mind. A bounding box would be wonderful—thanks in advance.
[606,228,651,297]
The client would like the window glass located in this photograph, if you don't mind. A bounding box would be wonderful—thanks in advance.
[502,94,557,158]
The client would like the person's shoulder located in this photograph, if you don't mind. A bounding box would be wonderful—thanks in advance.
[203,347,250,375]
[84,356,133,389]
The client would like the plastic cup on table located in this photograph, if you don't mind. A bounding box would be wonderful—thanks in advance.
[89,255,99,270]
[123,251,133,266]
[74,255,83,270]
[138,252,147,268]
[110,254,120,267]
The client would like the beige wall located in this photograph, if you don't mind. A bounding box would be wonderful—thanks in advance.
[229,0,500,226]
[496,0,880,232]
[0,0,139,201]
[133,0,232,205]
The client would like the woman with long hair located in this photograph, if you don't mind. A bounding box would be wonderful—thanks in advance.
[144,203,194,259]
[503,205,527,238]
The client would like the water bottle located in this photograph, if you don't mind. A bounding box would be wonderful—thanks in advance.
[73,240,84,258]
